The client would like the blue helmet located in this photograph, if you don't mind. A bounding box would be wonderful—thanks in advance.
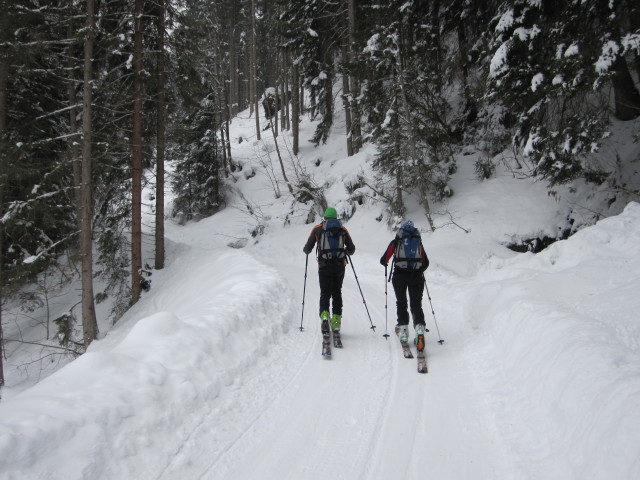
[402,220,414,230]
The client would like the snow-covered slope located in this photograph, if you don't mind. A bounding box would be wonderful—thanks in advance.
[1,105,639,480]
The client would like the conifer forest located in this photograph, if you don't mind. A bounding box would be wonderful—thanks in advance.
[0,0,639,385]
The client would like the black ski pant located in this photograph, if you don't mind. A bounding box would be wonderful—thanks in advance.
[392,269,425,327]
[318,264,346,316]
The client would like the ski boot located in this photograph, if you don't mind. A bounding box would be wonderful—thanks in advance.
[415,323,428,373]
[396,324,412,358]
[320,310,330,334]
[415,324,426,352]
[331,313,341,332]
[396,324,409,344]
[331,314,343,348]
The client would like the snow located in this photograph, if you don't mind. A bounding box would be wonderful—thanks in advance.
[622,33,640,53]
[1,92,640,480]
[523,129,541,157]
[531,72,544,92]
[514,26,541,42]
[595,40,620,74]
[490,42,509,78]
[495,9,514,33]
[563,43,579,57]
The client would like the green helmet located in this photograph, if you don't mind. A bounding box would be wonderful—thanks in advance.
[324,207,338,219]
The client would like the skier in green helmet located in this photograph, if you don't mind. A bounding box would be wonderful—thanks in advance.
[303,207,355,338]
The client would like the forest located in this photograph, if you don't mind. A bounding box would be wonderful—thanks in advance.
[0,0,639,389]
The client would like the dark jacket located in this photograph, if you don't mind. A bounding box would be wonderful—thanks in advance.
[303,221,355,268]
[380,235,429,273]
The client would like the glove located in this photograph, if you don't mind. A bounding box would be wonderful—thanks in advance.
[380,257,387,266]
[303,247,310,255]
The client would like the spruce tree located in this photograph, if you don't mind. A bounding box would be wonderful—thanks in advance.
[487,0,640,185]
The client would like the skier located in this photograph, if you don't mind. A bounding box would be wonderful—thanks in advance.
[303,207,356,337]
[379,220,430,351]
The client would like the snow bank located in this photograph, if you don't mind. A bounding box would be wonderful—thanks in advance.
[463,202,640,479]
[0,250,294,480]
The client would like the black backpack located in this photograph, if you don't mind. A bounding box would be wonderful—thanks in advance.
[394,225,422,270]
[318,218,346,262]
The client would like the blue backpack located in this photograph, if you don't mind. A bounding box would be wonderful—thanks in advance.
[394,225,422,270]
[318,218,346,262]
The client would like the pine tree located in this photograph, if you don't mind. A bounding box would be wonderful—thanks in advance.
[487,0,640,185]
[169,0,227,220]
[281,0,344,146]
[171,94,224,221]
[361,0,455,228]
[0,0,78,293]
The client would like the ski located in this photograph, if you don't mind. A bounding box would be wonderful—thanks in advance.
[322,332,332,357]
[400,340,414,359]
[332,331,343,348]
[321,318,331,357]
[416,333,428,374]
[417,350,428,373]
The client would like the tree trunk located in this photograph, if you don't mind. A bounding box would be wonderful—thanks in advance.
[342,45,354,157]
[394,143,405,221]
[81,0,98,347]
[229,33,238,117]
[612,55,640,121]
[211,35,228,175]
[283,51,290,131]
[0,10,5,391]
[292,58,299,155]
[0,55,6,135]
[229,0,239,117]
[0,179,5,398]
[248,46,253,117]
[271,123,294,195]
[347,0,361,152]
[225,88,232,167]
[251,0,261,139]
[131,0,144,304]
[280,47,288,132]
[68,0,82,238]
[273,53,279,137]
[155,0,166,270]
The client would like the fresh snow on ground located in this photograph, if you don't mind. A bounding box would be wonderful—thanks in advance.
[1,103,640,480]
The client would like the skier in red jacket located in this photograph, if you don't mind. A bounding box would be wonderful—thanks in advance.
[380,220,429,350]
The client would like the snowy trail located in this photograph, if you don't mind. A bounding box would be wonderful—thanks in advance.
[141,229,517,480]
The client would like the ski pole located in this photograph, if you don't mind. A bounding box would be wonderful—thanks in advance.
[347,255,376,332]
[383,265,390,339]
[299,254,309,331]
[423,273,444,344]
